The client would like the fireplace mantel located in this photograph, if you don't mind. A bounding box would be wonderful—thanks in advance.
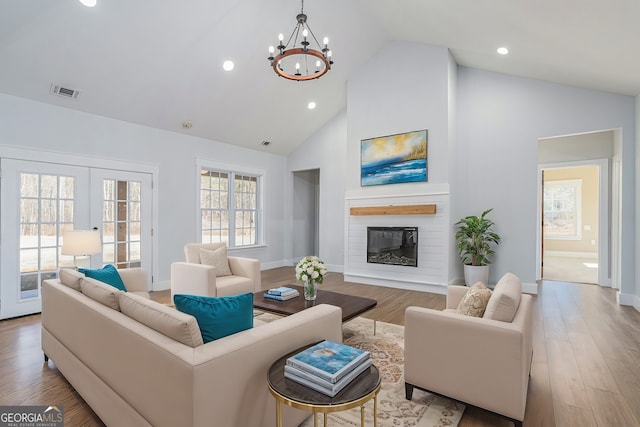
[350,204,436,216]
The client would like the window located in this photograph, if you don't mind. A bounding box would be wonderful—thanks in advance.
[200,167,260,247]
[543,179,582,239]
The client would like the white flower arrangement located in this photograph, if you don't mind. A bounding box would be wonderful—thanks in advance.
[295,256,328,284]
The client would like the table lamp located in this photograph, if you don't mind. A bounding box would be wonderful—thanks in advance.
[61,229,102,269]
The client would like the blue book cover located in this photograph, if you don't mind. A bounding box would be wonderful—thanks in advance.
[286,340,370,383]
[263,292,298,301]
[268,287,297,296]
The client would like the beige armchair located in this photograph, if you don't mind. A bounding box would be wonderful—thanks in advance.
[171,243,261,300]
[404,273,533,427]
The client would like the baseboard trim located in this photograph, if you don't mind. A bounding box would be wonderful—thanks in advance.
[262,260,289,270]
[617,291,640,312]
[153,280,170,291]
[522,282,538,295]
[343,274,447,295]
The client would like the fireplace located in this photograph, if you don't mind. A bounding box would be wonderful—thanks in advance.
[367,227,418,267]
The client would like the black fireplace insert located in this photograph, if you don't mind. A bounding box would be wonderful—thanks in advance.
[367,226,418,267]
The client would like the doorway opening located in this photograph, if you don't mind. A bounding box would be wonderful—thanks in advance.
[541,165,600,284]
[292,169,320,260]
[536,129,618,288]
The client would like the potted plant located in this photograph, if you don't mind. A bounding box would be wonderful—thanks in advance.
[454,208,501,286]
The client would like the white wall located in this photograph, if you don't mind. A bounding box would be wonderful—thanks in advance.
[455,68,636,298]
[0,93,288,289]
[291,42,636,301]
[343,42,454,291]
[287,110,347,272]
[347,42,452,191]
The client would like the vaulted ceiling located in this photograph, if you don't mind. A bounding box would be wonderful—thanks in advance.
[1,0,639,155]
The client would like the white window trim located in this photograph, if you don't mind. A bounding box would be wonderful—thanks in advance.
[195,158,265,248]
[544,178,582,240]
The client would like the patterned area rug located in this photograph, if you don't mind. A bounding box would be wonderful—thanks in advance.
[254,313,465,427]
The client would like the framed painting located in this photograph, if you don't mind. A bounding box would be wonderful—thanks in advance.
[360,129,428,187]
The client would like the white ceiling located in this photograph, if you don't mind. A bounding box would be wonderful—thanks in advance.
[1,0,639,155]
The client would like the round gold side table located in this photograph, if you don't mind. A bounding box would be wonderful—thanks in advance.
[267,343,381,427]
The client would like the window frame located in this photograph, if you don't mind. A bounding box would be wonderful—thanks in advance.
[196,159,264,249]
[543,178,582,240]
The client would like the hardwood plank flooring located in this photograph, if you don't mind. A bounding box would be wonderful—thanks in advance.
[1,267,639,426]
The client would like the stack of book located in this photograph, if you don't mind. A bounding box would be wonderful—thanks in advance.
[284,340,372,397]
[263,286,300,301]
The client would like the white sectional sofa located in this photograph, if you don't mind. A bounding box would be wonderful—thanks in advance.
[41,268,342,427]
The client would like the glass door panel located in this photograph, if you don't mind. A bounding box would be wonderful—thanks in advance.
[1,159,89,319]
[90,169,152,281]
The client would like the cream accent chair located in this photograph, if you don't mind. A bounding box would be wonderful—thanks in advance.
[404,273,533,427]
[171,243,261,300]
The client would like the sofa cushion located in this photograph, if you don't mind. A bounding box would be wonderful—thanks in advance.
[59,268,84,291]
[79,264,127,291]
[174,293,253,343]
[81,277,123,310]
[483,272,522,322]
[456,282,492,317]
[199,246,232,277]
[119,293,204,347]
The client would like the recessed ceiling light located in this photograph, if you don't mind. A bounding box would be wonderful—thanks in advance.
[78,0,97,7]
[307,101,317,110]
[497,47,509,55]
[223,60,234,71]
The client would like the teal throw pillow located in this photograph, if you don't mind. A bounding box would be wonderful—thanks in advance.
[173,293,253,343]
[79,264,127,292]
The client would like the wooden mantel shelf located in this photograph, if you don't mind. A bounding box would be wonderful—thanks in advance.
[350,204,437,216]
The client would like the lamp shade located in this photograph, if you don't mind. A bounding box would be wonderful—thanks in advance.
[61,230,102,256]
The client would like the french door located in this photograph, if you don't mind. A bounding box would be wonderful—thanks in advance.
[0,159,152,319]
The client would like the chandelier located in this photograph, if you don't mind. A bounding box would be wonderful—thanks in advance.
[267,0,333,81]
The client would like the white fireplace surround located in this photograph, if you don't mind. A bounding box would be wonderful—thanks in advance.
[343,189,450,294]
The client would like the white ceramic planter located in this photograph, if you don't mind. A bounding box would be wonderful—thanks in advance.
[463,264,490,286]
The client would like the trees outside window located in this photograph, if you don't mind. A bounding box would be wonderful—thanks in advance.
[199,168,260,247]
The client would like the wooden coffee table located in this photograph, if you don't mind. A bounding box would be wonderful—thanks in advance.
[254,285,377,330]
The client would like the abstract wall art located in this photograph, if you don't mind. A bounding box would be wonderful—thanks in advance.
[360,129,427,187]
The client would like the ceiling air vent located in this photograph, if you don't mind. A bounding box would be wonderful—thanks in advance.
[50,84,80,100]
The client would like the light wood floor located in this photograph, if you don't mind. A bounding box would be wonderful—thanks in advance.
[1,267,639,427]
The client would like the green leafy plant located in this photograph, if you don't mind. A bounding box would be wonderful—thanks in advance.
[454,208,501,266]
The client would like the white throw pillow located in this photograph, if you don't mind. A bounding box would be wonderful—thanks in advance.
[483,272,522,322]
[199,246,232,277]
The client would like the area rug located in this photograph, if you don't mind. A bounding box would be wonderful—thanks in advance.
[254,313,465,427]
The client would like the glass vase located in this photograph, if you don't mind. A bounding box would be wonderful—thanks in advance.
[303,280,317,301]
